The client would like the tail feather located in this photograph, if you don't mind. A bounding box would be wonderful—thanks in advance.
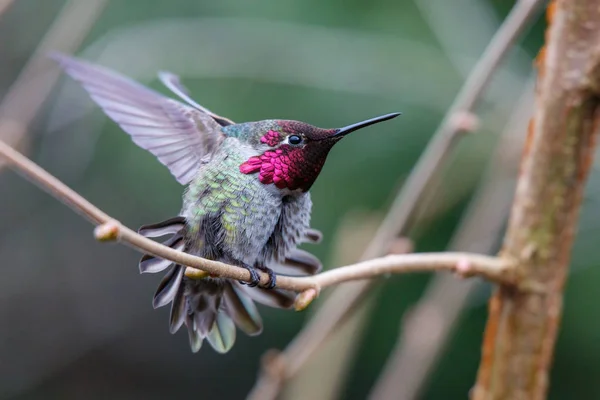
[224,283,263,336]
[187,290,219,335]
[152,265,184,309]
[195,308,217,337]
[138,216,186,237]
[182,280,224,352]
[169,283,186,334]
[236,282,295,309]
[270,248,322,276]
[182,281,264,352]
[139,235,184,274]
[138,216,186,275]
[206,313,236,354]
[185,313,203,353]
[303,228,323,244]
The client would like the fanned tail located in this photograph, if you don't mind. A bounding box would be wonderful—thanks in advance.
[268,248,322,276]
[137,217,322,353]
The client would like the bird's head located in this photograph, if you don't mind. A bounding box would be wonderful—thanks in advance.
[227,113,401,192]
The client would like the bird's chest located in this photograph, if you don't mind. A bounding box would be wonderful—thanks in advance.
[183,161,283,263]
[261,193,312,263]
[223,188,283,261]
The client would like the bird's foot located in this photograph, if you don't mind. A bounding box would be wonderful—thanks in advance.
[256,264,277,290]
[239,263,260,287]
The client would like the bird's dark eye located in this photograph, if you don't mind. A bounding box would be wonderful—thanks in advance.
[288,135,303,145]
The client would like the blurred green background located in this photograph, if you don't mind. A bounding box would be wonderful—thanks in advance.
[3,1,599,399]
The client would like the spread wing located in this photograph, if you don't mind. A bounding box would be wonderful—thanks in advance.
[158,71,235,127]
[52,53,228,185]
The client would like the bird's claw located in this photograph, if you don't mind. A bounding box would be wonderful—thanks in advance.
[239,263,260,287]
[256,264,277,290]
[264,269,276,289]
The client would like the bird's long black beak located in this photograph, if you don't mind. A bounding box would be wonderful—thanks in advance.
[333,112,401,137]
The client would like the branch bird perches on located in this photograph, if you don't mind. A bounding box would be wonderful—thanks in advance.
[0,138,512,308]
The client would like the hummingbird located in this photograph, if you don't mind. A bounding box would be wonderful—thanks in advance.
[53,54,400,353]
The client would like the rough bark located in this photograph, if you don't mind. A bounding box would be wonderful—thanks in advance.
[472,2,600,399]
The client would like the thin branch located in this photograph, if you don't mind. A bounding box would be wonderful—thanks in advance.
[361,0,544,257]
[0,0,14,17]
[368,77,535,400]
[0,0,108,162]
[473,1,600,399]
[0,139,512,295]
[282,216,412,400]
[310,252,509,289]
[248,0,545,398]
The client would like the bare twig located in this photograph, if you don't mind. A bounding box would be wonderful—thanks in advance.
[282,216,413,400]
[361,0,543,257]
[368,78,535,400]
[0,0,14,17]
[472,1,600,399]
[0,139,512,295]
[249,0,545,398]
[0,0,108,161]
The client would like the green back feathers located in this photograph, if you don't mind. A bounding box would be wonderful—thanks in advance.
[222,120,281,144]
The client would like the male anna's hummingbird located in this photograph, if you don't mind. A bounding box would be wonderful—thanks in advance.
[54,54,400,353]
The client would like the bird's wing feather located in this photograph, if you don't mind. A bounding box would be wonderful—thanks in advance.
[53,53,226,185]
[158,71,234,127]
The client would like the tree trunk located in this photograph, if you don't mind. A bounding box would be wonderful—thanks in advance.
[472,1,600,399]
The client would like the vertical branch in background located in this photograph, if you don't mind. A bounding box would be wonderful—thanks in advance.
[0,0,108,164]
[368,78,535,400]
[0,0,14,16]
[473,1,600,399]
[283,212,400,400]
[248,1,545,399]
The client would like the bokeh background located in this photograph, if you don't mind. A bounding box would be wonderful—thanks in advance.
[2,1,598,399]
